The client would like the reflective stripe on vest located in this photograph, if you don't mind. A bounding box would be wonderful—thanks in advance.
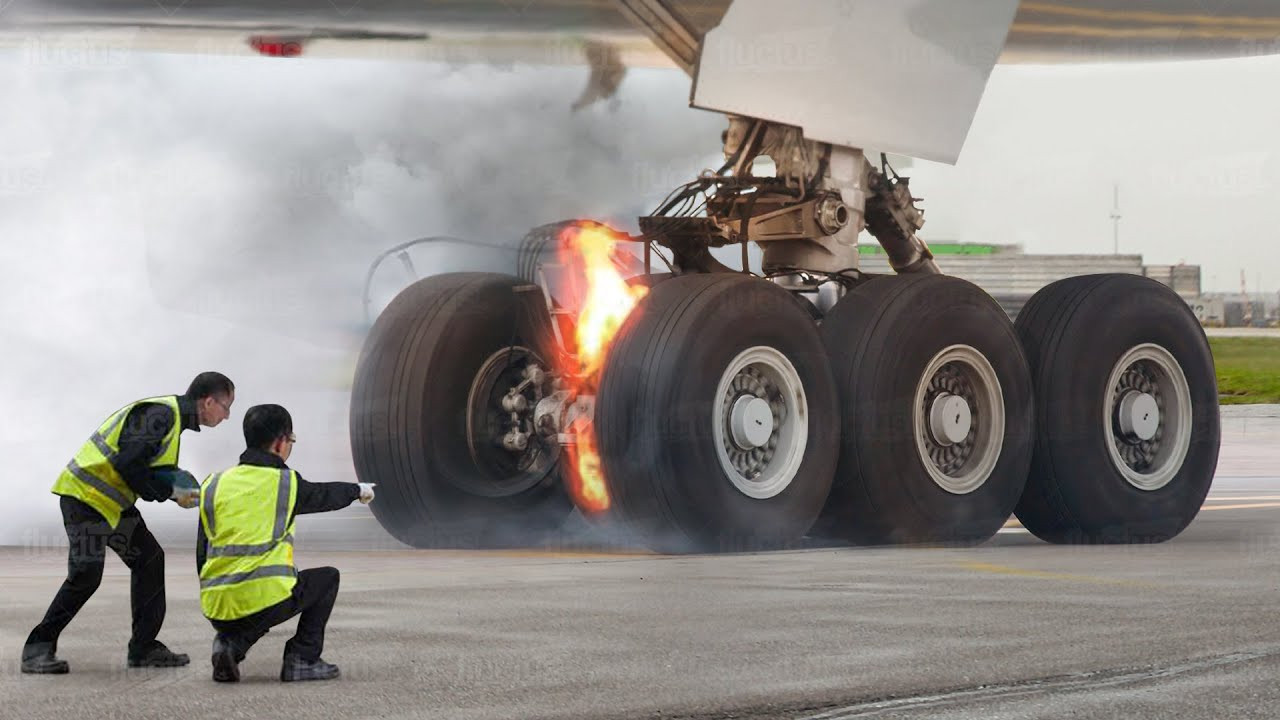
[199,465,298,621]
[85,406,130,462]
[202,472,221,537]
[200,564,296,588]
[206,534,295,558]
[51,396,183,529]
[64,459,132,510]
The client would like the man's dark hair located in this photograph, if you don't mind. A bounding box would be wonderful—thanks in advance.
[186,371,235,400]
[243,404,293,451]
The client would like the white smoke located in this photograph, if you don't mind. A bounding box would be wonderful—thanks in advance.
[0,47,722,545]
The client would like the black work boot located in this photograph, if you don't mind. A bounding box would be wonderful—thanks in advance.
[127,640,190,668]
[280,654,340,682]
[21,643,69,675]
[210,636,240,683]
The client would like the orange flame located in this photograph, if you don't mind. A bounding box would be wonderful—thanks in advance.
[567,225,648,378]
[569,423,610,512]
[556,223,648,515]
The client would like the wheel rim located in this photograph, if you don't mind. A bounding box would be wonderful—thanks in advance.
[713,346,808,500]
[913,345,1005,495]
[462,346,558,498]
[1104,343,1193,491]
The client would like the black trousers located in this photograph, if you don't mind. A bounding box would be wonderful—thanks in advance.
[210,567,340,663]
[25,496,167,656]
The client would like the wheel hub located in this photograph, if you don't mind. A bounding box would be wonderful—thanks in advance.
[730,395,775,450]
[1117,390,1160,441]
[721,366,786,478]
[463,347,558,497]
[1105,344,1191,491]
[920,362,980,477]
[1110,358,1165,473]
[928,392,972,446]
[913,345,1005,495]
[713,346,808,500]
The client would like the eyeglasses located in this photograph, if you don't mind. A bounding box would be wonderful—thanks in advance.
[211,397,232,412]
[286,434,297,444]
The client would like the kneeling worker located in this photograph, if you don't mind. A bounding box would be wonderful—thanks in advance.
[198,404,375,683]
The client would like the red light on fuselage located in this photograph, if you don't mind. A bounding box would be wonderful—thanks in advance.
[248,37,304,58]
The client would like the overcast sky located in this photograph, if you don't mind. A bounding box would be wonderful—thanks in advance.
[919,55,1280,296]
[1,45,1278,542]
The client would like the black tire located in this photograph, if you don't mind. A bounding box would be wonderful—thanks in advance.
[1014,274,1220,543]
[817,275,1033,545]
[626,272,674,289]
[350,272,573,548]
[595,274,840,553]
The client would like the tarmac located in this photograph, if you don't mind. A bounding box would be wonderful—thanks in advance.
[1,405,1277,719]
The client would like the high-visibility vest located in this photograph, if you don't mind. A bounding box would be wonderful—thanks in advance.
[50,396,182,529]
[199,464,298,621]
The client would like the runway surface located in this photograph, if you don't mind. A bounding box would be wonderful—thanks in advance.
[1,406,1277,719]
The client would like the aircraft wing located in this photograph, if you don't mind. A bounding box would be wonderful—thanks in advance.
[2,1,1278,67]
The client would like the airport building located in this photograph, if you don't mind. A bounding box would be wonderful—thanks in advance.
[856,242,1280,327]
[1188,293,1280,327]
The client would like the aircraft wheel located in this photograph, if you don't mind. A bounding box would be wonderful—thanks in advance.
[1014,274,1220,543]
[351,273,572,548]
[818,275,1033,544]
[594,274,839,553]
[626,272,674,289]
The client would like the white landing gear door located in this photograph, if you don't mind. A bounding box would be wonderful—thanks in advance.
[690,0,1020,165]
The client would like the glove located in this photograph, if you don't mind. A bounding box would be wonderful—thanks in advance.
[157,469,200,508]
[171,487,199,509]
[358,483,376,504]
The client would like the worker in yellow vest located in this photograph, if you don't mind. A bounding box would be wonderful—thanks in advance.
[199,404,374,683]
[21,372,236,675]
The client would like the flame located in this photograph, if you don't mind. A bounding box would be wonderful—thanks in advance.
[566,225,648,378]
[556,223,648,515]
[569,424,610,512]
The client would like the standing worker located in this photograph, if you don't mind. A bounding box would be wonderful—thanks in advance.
[198,404,374,683]
[21,371,236,674]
